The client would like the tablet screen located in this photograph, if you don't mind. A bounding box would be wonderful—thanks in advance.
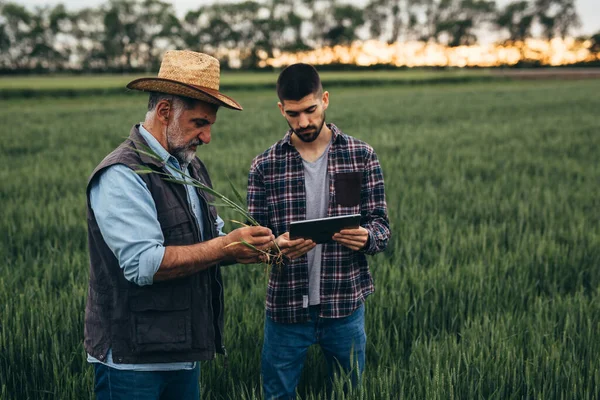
[289,214,361,244]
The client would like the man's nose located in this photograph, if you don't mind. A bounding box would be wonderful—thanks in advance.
[298,114,309,128]
[199,127,211,144]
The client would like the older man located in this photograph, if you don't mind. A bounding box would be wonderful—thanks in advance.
[84,50,274,399]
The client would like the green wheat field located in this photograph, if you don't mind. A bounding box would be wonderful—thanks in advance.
[1,75,599,399]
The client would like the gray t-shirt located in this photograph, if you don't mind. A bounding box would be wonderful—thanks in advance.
[302,143,331,305]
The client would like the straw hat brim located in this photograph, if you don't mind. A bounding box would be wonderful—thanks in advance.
[127,77,242,111]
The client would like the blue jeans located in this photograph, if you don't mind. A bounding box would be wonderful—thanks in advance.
[261,304,366,400]
[93,363,200,400]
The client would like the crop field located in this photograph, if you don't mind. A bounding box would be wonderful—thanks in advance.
[0,70,499,100]
[0,69,494,89]
[1,77,599,399]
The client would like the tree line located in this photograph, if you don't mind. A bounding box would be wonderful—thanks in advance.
[0,0,595,73]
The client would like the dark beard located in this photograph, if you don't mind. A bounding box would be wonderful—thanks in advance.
[291,113,326,143]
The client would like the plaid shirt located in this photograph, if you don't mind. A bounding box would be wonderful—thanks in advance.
[247,123,390,323]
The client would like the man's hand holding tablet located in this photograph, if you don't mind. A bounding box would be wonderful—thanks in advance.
[289,214,363,246]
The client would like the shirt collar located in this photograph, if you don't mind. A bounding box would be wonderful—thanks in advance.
[138,124,185,170]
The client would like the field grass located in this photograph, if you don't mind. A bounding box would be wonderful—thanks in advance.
[1,78,599,399]
[0,70,500,100]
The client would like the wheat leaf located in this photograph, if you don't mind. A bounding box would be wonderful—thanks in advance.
[240,240,270,255]
[229,219,250,227]
[135,165,157,175]
[163,177,192,186]
[128,141,164,162]
[209,203,231,208]
[227,176,246,207]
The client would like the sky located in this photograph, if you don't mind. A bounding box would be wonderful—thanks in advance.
[17,0,600,37]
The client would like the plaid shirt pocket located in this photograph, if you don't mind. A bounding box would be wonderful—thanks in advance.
[334,172,363,207]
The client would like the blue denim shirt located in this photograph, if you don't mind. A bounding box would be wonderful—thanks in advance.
[87,124,225,371]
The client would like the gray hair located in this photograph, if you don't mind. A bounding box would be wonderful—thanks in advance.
[146,92,198,120]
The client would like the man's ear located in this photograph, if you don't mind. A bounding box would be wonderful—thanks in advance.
[156,100,171,125]
[322,91,329,111]
[277,101,286,117]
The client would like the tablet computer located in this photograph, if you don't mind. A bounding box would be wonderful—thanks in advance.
[289,214,361,244]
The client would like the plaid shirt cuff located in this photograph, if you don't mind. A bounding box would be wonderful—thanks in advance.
[360,228,375,254]
[361,224,389,255]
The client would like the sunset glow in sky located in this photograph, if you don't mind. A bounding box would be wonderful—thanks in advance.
[261,38,599,68]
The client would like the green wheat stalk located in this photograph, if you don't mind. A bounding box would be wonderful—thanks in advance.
[131,141,283,267]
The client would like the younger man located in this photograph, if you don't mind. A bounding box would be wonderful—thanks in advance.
[247,63,390,399]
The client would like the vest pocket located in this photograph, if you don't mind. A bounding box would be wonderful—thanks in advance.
[129,285,193,353]
[157,207,196,245]
[133,312,191,352]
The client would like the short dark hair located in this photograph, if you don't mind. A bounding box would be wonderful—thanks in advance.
[147,92,198,112]
[276,63,323,102]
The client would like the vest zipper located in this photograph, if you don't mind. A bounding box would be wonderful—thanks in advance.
[195,178,225,362]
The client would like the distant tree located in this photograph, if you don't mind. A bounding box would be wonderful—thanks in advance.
[365,0,422,44]
[0,23,9,60]
[27,5,71,71]
[590,32,600,53]
[419,0,439,41]
[0,2,32,69]
[0,2,70,70]
[101,0,133,69]
[137,0,182,71]
[495,0,535,42]
[70,7,107,70]
[302,0,334,48]
[0,0,590,72]
[181,9,203,50]
[240,0,281,63]
[431,0,496,47]
[284,9,309,51]
[183,0,310,68]
[364,0,385,40]
[243,0,315,66]
[90,0,179,71]
[534,0,580,39]
[184,2,258,66]
[324,4,365,46]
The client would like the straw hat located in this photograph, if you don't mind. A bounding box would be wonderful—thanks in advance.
[127,50,242,111]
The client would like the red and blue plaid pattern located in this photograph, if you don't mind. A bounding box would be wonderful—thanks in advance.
[247,124,390,323]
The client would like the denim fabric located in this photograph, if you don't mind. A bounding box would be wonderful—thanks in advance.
[93,362,200,400]
[261,304,366,400]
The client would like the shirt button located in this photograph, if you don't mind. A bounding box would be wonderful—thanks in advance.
[98,354,104,360]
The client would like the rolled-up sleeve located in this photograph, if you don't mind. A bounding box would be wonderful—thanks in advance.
[216,215,226,236]
[89,164,165,286]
